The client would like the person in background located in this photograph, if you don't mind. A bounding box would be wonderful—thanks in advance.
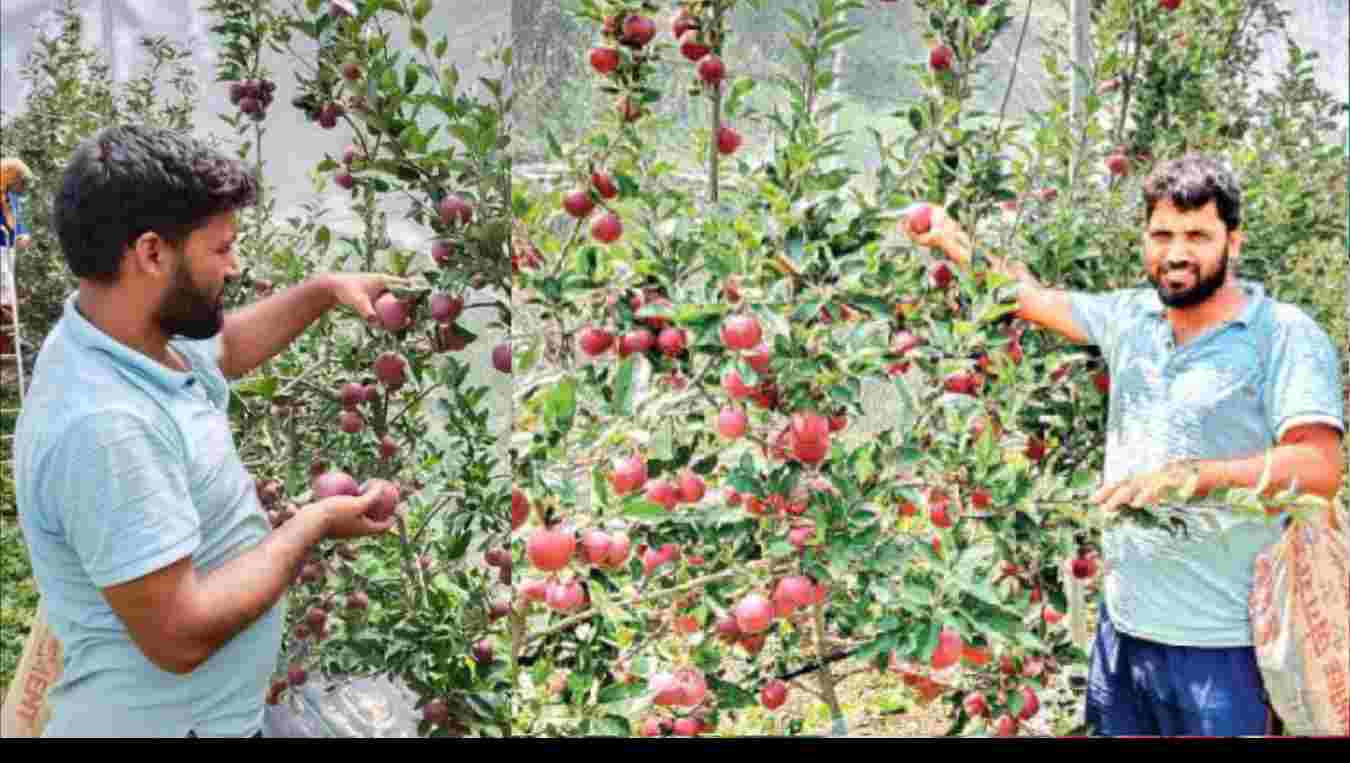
[1,157,36,325]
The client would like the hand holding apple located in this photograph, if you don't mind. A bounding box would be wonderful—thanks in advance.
[897,203,973,266]
[324,272,418,326]
[313,479,400,539]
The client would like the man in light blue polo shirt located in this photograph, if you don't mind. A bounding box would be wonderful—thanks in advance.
[903,153,1345,736]
[13,125,403,737]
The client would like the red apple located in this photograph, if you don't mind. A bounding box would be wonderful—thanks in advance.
[1025,437,1047,462]
[745,343,771,373]
[610,455,648,495]
[679,31,710,61]
[592,212,623,243]
[673,8,698,38]
[618,328,655,357]
[512,489,529,530]
[492,342,511,373]
[734,593,775,634]
[717,407,748,439]
[591,171,619,199]
[527,526,576,572]
[963,692,989,718]
[562,189,595,218]
[698,55,725,86]
[1018,685,1040,720]
[1106,152,1130,177]
[720,314,762,350]
[589,47,620,75]
[314,470,360,499]
[930,44,954,71]
[716,126,741,155]
[546,579,586,612]
[374,352,406,388]
[582,530,612,565]
[429,293,464,324]
[722,369,754,399]
[678,471,706,504]
[930,627,964,670]
[1160,0,1181,10]
[906,204,934,235]
[1071,555,1098,579]
[645,479,681,511]
[994,714,1018,736]
[578,326,614,356]
[657,327,687,356]
[761,680,789,710]
[621,15,656,47]
[1094,371,1110,395]
[929,260,955,289]
[374,293,411,331]
[340,409,364,434]
[438,194,473,226]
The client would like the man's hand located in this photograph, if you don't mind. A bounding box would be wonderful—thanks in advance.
[14,234,32,250]
[328,272,417,327]
[898,203,972,265]
[310,479,401,540]
[1091,462,1201,513]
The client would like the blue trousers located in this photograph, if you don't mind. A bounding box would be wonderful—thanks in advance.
[1085,602,1279,736]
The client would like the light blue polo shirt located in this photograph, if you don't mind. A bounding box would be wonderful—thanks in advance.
[1068,279,1345,647]
[13,292,285,737]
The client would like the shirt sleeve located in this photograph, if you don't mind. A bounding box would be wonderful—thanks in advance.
[1263,310,1346,441]
[1067,289,1134,360]
[48,411,202,589]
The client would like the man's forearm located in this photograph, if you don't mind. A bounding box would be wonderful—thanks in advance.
[1193,443,1342,505]
[219,274,337,380]
[179,506,330,670]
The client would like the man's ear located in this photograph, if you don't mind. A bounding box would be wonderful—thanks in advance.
[126,231,174,280]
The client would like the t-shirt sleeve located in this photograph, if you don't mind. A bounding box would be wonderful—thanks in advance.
[1067,290,1133,359]
[48,411,201,589]
[1263,311,1346,441]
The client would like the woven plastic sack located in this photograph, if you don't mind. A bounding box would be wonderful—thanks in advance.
[1249,507,1350,736]
[1,600,62,738]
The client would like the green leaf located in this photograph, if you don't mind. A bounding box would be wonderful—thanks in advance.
[413,0,432,22]
[434,35,448,59]
[651,422,674,461]
[591,715,631,736]
[612,356,637,416]
[410,26,428,51]
[622,497,668,520]
[544,376,578,432]
[708,674,757,710]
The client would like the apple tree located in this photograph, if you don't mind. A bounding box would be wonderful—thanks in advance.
[205,0,514,736]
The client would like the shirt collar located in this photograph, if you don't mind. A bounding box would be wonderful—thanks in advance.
[1143,279,1266,327]
[61,291,199,393]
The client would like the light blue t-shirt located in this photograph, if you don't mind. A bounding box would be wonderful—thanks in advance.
[1068,279,1345,647]
[13,292,285,737]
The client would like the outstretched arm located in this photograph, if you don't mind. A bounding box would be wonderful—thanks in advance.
[898,204,1091,345]
[218,272,409,380]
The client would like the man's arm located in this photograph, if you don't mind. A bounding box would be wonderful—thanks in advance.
[99,484,396,675]
[1092,424,1344,514]
[1193,424,1344,503]
[218,273,407,380]
[218,275,339,381]
[900,205,1091,345]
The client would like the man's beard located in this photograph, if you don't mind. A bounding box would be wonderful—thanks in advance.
[155,265,225,340]
[1150,244,1229,309]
